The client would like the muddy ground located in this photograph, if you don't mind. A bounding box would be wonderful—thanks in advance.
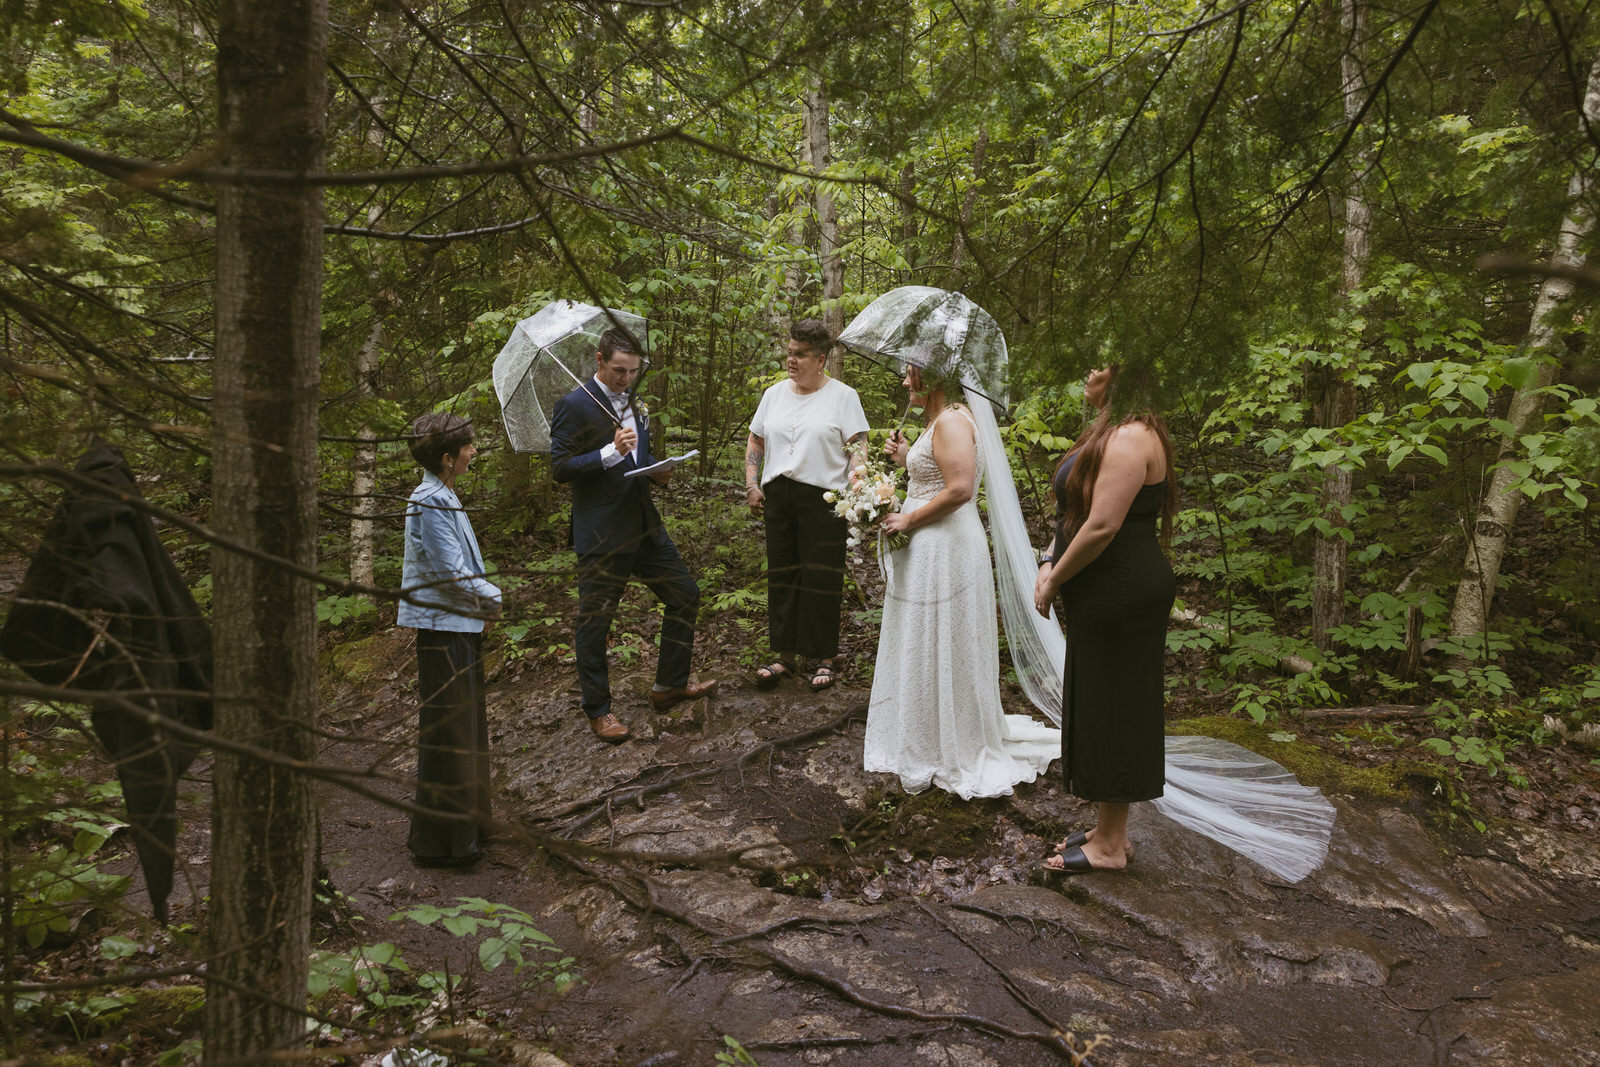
[222,624,1600,1067]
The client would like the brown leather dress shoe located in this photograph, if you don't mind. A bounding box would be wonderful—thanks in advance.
[648,678,719,711]
[589,712,631,743]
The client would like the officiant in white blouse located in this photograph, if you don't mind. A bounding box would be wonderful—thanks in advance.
[742,318,870,692]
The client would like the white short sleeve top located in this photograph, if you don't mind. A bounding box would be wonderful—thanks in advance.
[749,377,870,492]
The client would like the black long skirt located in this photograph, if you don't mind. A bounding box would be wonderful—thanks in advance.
[1059,487,1174,803]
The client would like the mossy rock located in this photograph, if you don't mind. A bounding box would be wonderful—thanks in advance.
[322,630,409,694]
[1168,715,1453,804]
[32,1055,95,1067]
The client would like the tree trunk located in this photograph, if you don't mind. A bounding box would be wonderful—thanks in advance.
[349,324,380,591]
[1310,0,1371,649]
[805,77,843,376]
[766,187,798,360]
[1448,47,1600,660]
[948,126,988,287]
[204,0,325,1059]
[348,5,401,593]
[898,160,917,277]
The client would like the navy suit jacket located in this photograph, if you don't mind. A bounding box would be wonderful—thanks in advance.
[550,379,668,557]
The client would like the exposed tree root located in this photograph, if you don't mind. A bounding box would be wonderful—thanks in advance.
[548,702,868,837]
[947,902,1082,950]
[633,870,1096,1063]
[915,897,1078,1041]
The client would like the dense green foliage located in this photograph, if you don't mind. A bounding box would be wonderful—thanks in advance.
[3,0,1599,1060]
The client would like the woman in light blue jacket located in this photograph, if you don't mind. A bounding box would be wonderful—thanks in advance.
[399,412,501,867]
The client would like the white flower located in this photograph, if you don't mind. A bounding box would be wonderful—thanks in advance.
[823,491,836,503]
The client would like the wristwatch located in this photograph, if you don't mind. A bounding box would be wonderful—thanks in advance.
[1038,554,1054,567]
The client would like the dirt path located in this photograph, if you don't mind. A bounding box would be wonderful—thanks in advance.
[295,634,1600,1067]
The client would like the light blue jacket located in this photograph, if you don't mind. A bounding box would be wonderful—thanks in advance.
[397,473,501,632]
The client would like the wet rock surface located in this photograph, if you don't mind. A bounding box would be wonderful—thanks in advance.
[313,662,1600,1066]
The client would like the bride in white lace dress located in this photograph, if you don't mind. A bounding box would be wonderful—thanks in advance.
[863,364,1061,799]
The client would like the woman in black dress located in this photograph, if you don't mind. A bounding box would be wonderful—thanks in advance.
[1033,366,1177,874]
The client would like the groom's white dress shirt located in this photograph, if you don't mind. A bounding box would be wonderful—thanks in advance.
[594,375,642,469]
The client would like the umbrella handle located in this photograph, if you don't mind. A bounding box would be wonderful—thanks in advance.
[546,351,624,427]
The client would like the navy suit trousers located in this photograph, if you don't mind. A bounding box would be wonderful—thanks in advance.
[575,537,700,719]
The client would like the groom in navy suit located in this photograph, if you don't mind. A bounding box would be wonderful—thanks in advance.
[550,327,717,742]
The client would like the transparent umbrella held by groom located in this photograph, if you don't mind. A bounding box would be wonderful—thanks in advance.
[839,286,1337,883]
[492,300,649,452]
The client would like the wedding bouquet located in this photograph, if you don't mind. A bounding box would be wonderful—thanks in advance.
[825,462,909,554]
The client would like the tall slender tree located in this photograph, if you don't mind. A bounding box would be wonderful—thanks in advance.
[805,78,843,374]
[1448,43,1600,663]
[203,0,326,1058]
[1311,0,1374,648]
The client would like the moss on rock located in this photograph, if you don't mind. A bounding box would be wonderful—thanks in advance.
[321,629,411,709]
[1168,715,1452,803]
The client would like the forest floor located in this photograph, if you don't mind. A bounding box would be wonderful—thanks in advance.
[44,617,1591,1067]
[12,514,1600,1066]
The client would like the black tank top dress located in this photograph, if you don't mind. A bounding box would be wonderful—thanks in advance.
[1053,457,1175,803]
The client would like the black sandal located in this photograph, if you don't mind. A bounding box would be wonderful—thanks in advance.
[754,660,795,688]
[809,663,838,691]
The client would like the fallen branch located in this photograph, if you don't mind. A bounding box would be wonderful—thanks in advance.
[1296,704,1431,722]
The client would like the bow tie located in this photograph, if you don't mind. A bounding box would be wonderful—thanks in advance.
[604,390,630,408]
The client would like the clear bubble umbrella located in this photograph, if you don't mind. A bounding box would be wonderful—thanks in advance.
[492,301,649,452]
[837,285,1009,409]
[841,286,1335,881]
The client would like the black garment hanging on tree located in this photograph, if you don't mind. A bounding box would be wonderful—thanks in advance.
[0,443,213,922]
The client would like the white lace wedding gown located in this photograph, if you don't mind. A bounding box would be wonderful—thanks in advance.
[863,408,1062,799]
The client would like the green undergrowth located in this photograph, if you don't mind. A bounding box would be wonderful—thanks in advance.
[35,983,206,1038]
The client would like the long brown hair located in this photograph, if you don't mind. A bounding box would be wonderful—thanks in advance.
[1055,367,1178,547]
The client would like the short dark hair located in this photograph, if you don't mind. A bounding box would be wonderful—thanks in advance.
[408,412,474,475]
[598,326,643,362]
[790,318,832,354]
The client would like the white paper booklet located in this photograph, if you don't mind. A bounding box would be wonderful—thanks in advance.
[624,450,700,478]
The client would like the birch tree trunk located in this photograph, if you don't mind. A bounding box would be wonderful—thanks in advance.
[204,0,325,1058]
[1310,0,1372,649]
[1448,45,1600,662]
[804,77,843,375]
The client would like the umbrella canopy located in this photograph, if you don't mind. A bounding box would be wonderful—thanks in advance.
[837,285,1008,408]
[492,301,649,452]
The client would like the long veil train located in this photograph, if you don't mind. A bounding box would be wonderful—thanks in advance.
[968,388,1336,883]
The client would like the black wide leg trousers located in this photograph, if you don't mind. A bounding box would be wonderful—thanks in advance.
[763,475,849,660]
[409,629,490,862]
